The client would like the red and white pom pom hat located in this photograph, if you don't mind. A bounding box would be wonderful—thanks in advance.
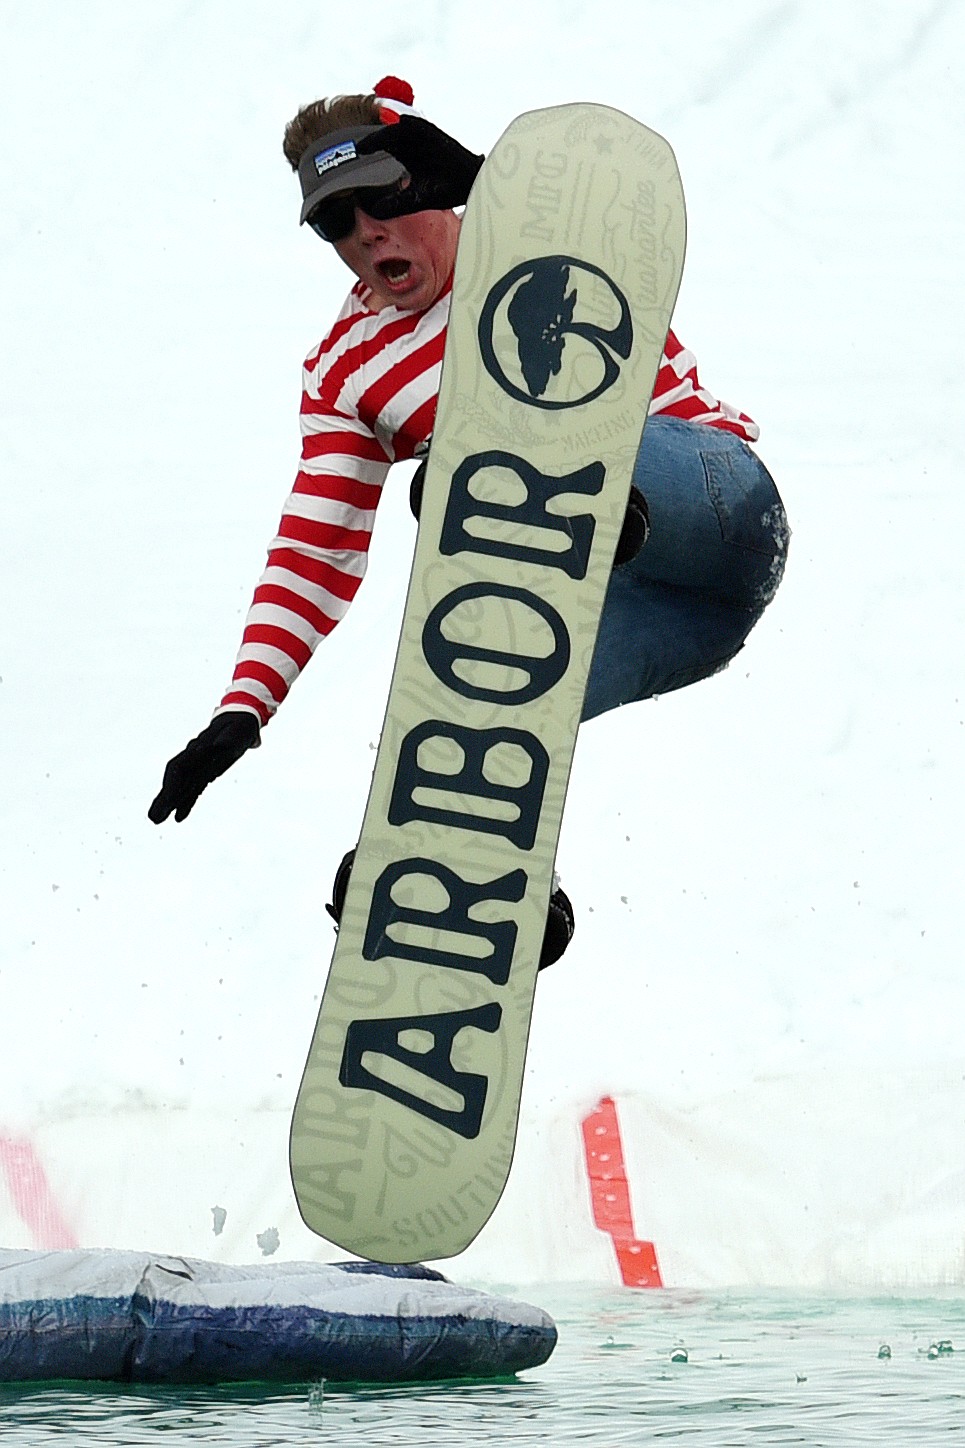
[372,75,424,123]
[297,76,424,224]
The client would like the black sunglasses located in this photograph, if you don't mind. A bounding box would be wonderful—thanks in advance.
[307,182,412,244]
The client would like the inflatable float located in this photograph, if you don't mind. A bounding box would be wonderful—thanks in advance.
[0,1248,556,1384]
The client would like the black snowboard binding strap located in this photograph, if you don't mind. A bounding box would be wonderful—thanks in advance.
[325,849,357,928]
[408,454,649,567]
[326,848,574,971]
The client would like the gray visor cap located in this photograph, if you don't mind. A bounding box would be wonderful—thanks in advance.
[297,125,408,224]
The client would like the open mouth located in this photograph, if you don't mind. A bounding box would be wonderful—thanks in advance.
[378,258,413,287]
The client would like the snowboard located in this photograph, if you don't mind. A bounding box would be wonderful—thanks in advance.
[290,103,686,1263]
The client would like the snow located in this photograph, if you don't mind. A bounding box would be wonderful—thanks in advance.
[1,1,962,1286]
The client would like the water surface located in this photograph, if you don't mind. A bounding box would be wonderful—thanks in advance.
[2,1286,963,1445]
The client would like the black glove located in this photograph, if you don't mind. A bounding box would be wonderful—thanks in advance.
[357,116,484,213]
[148,712,261,824]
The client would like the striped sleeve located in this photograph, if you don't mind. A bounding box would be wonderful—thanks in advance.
[216,288,445,726]
[217,319,392,726]
[650,330,760,442]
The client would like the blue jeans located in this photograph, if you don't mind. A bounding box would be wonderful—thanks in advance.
[583,417,789,721]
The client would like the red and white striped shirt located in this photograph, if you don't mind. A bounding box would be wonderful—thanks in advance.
[219,283,759,725]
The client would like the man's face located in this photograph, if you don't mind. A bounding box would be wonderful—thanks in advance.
[333,203,460,312]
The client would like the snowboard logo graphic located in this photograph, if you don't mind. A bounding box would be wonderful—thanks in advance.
[478,255,633,409]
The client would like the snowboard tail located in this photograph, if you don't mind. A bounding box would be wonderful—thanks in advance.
[290,103,686,1262]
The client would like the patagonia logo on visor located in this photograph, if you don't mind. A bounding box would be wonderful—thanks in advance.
[314,141,359,176]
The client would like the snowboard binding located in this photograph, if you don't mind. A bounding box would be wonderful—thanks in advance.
[408,450,650,567]
[325,847,574,971]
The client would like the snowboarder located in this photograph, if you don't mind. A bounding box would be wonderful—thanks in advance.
[148,77,789,968]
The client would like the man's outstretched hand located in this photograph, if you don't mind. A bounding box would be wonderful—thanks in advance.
[148,712,260,824]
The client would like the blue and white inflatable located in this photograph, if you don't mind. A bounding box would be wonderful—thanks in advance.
[0,1249,557,1384]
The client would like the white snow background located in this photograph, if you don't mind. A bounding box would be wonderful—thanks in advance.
[1,1,962,1286]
